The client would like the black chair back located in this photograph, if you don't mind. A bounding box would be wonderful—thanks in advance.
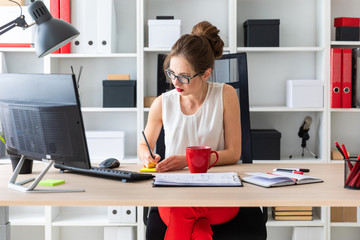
[156,52,253,163]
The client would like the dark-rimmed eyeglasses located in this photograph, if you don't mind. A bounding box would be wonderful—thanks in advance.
[165,69,201,84]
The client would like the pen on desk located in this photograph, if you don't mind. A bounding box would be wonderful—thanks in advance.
[142,131,155,159]
[273,168,309,173]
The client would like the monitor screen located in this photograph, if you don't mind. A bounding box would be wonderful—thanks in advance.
[0,73,91,169]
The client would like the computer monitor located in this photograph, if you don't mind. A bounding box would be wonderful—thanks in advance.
[0,73,90,192]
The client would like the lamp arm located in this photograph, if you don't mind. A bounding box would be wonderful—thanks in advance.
[0,15,29,36]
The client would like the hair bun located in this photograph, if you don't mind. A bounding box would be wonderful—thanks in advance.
[191,21,224,59]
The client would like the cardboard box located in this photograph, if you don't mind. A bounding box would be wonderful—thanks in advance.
[0,0,25,6]
[107,74,130,80]
[243,19,280,47]
[103,80,136,107]
[148,19,181,48]
[104,227,135,240]
[144,96,157,107]
[331,207,357,222]
[286,80,324,108]
[85,131,125,162]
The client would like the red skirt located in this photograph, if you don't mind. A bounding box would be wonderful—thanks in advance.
[159,207,239,240]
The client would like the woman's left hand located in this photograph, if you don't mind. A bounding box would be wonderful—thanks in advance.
[155,155,187,172]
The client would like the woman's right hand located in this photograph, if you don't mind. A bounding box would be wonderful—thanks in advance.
[141,151,161,168]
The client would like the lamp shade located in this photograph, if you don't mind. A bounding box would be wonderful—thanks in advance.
[28,0,79,57]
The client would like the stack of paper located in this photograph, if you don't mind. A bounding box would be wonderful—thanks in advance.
[153,172,242,187]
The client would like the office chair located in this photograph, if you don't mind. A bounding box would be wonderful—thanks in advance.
[144,53,267,240]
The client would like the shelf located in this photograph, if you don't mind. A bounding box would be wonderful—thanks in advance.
[237,47,325,52]
[330,108,360,113]
[330,222,360,227]
[267,214,323,227]
[253,158,326,164]
[0,48,36,53]
[52,213,137,227]
[250,106,324,112]
[9,213,45,226]
[331,41,360,46]
[144,47,231,53]
[49,53,137,58]
[81,107,138,113]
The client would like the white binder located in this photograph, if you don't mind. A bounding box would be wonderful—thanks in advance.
[0,52,7,73]
[83,1,97,53]
[70,0,86,53]
[96,0,117,53]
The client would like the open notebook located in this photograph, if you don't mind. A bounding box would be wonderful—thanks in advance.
[242,172,323,188]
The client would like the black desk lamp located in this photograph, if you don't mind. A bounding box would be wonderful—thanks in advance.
[0,0,79,57]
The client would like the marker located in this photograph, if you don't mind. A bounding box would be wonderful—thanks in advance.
[273,168,309,173]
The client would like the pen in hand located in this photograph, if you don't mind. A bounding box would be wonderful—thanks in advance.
[142,131,155,159]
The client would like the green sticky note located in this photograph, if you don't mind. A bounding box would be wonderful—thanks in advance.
[38,179,65,186]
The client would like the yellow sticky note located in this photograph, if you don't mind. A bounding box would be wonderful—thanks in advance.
[38,179,65,186]
[140,167,157,172]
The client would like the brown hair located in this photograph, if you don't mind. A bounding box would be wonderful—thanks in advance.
[163,21,224,75]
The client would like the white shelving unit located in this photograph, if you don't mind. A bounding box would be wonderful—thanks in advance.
[1,0,360,239]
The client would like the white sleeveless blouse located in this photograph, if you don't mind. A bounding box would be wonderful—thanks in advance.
[162,82,225,158]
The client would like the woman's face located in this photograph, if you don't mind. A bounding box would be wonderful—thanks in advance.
[168,55,203,95]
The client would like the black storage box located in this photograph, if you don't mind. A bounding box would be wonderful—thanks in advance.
[243,19,280,47]
[251,129,281,160]
[336,27,360,41]
[103,80,136,107]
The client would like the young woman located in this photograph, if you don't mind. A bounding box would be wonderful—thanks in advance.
[138,21,241,240]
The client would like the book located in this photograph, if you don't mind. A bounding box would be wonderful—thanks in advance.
[242,172,323,188]
[0,43,32,48]
[272,214,313,221]
[153,172,243,187]
[273,206,313,211]
[272,210,313,216]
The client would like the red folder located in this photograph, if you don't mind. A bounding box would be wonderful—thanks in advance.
[330,48,342,108]
[342,48,352,108]
[50,0,60,54]
[59,0,71,54]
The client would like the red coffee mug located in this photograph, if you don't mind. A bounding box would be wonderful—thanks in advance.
[186,146,219,173]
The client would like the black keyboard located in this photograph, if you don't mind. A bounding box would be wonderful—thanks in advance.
[54,164,154,182]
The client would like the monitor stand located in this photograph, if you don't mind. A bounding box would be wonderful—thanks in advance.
[8,155,85,193]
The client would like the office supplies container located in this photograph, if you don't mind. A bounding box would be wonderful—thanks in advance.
[251,129,281,160]
[243,19,280,47]
[103,80,136,107]
[85,131,125,162]
[286,80,324,108]
[148,19,181,48]
[344,157,360,189]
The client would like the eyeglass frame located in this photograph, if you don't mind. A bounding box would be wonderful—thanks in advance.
[165,69,201,84]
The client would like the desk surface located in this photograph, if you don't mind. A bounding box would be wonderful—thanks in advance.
[0,162,357,207]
